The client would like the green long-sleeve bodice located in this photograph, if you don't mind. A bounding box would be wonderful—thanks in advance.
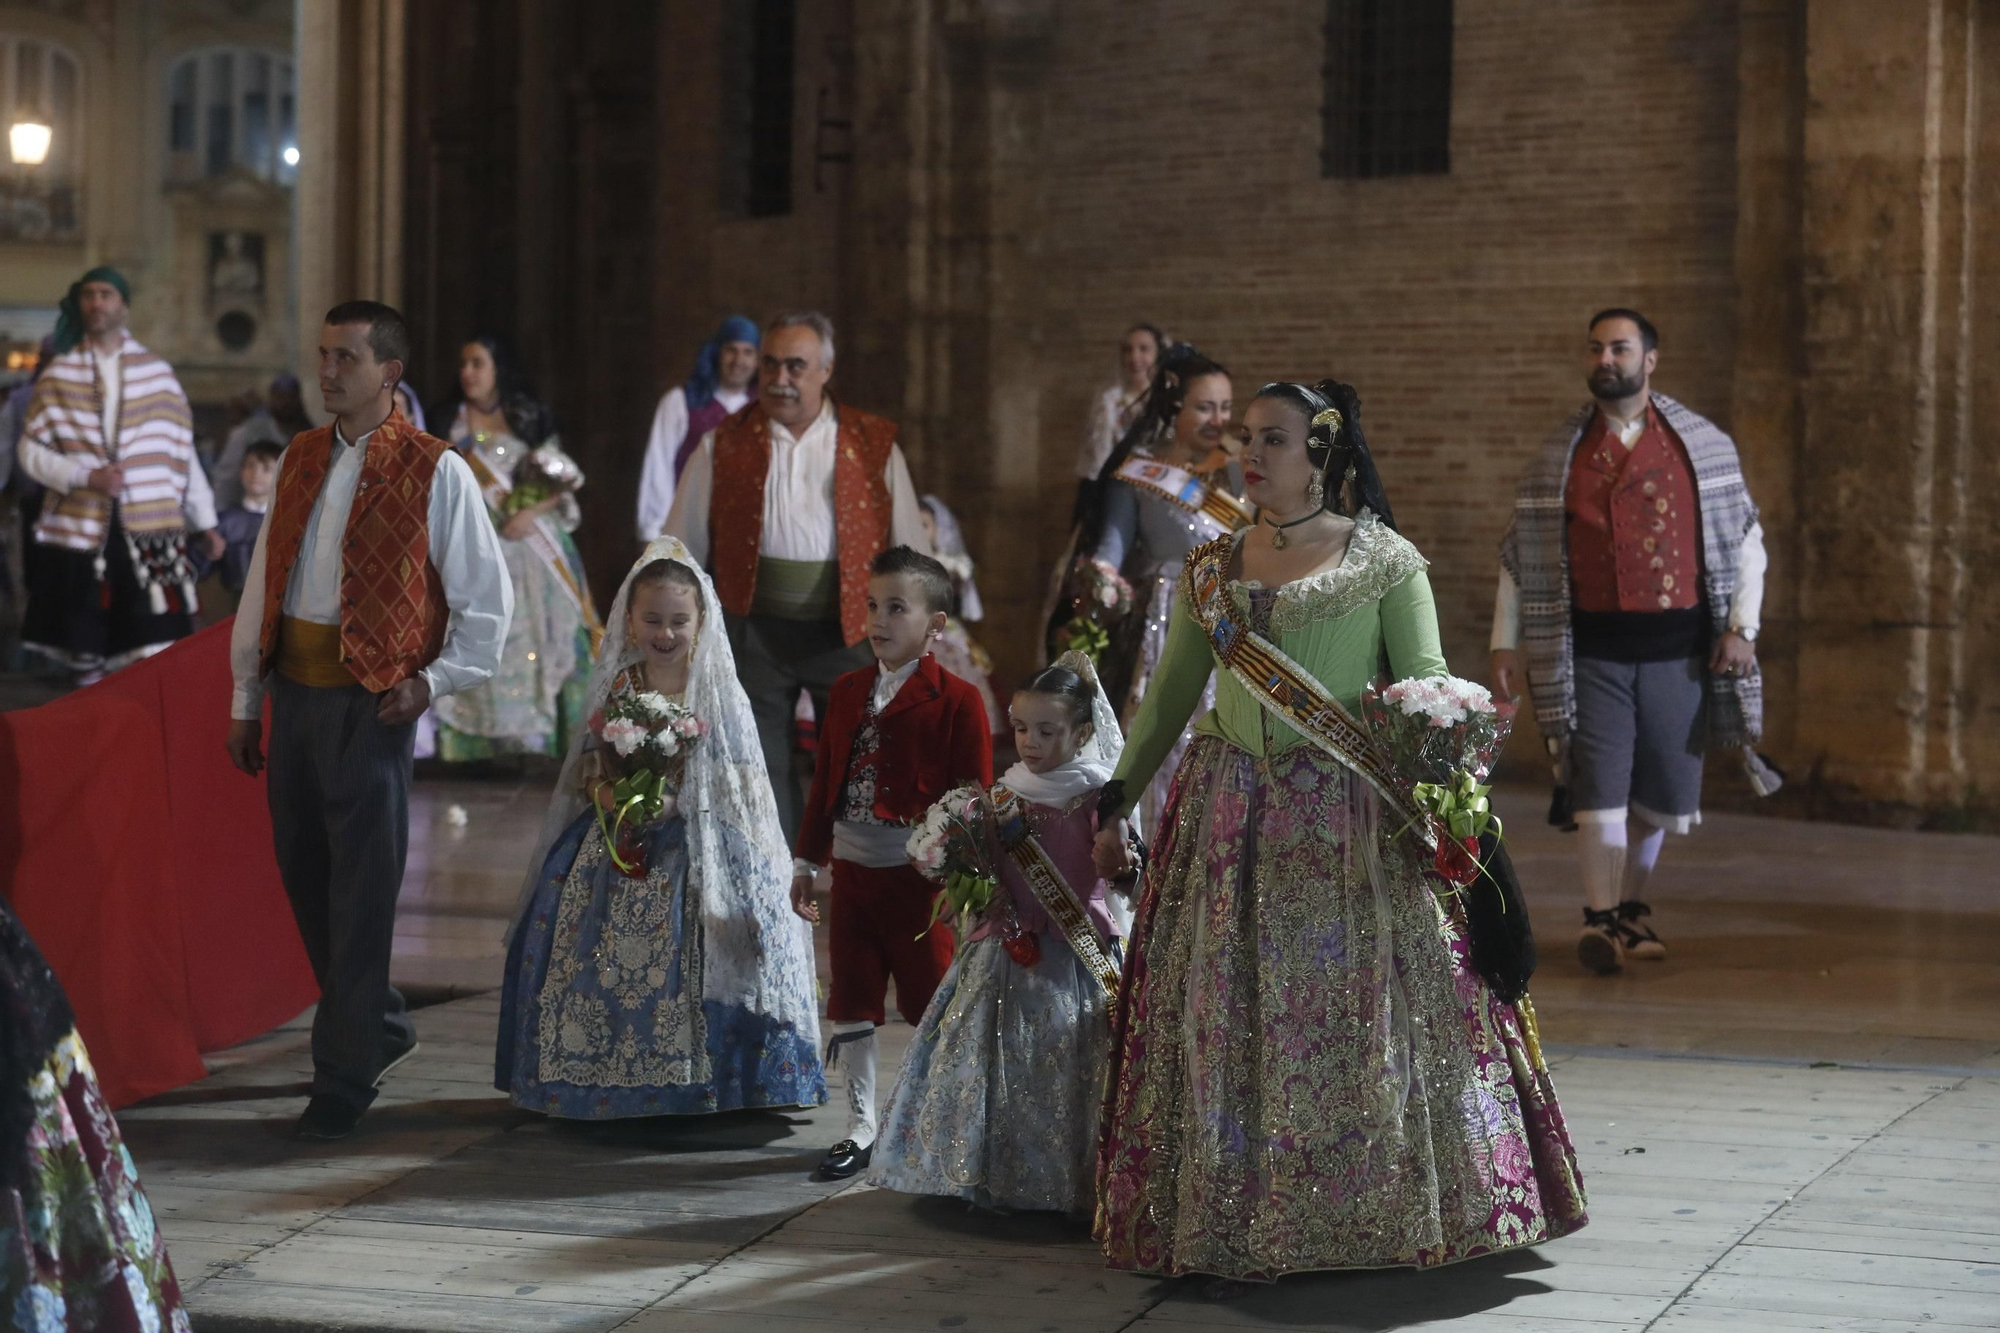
[1110,512,1448,814]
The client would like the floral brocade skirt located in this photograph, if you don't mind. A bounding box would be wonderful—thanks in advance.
[2,1033,189,1332]
[869,931,1115,1215]
[1094,736,1588,1280]
[495,810,826,1119]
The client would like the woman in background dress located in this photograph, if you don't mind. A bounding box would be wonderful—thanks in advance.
[431,334,598,761]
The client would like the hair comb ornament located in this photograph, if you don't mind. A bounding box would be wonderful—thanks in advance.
[1311,406,1344,436]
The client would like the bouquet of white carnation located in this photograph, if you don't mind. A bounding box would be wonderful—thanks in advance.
[1362,675,1515,891]
[906,785,1001,930]
[588,690,707,876]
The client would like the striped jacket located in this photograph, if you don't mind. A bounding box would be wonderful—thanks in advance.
[1499,393,1763,749]
[21,335,201,550]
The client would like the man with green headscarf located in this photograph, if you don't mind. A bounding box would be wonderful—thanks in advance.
[17,267,224,682]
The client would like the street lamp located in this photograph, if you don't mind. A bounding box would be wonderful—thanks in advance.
[9,119,52,167]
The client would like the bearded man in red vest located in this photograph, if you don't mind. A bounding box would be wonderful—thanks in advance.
[1493,309,1775,977]
[664,310,932,838]
[225,301,513,1141]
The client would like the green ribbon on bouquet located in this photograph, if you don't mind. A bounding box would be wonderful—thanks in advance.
[1398,768,1509,904]
[595,768,670,874]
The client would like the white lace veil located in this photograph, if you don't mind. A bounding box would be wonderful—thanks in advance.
[506,537,820,1041]
[919,493,985,622]
[998,650,1126,801]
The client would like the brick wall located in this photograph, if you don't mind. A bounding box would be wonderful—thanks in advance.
[1019,0,1742,691]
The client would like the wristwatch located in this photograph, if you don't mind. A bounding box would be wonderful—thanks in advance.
[1730,626,1759,644]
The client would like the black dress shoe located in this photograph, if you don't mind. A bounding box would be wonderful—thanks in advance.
[373,1039,421,1088]
[295,1094,364,1141]
[813,1138,873,1180]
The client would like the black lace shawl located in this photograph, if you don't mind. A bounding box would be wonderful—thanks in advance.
[0,897,76,1190]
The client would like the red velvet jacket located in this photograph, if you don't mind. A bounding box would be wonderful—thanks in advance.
[796,654,995,867]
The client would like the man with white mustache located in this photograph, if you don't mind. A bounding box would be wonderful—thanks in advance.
[664,311,932,838]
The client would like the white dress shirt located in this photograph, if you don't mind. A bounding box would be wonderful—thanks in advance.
[228,423,514,719]
[24,342,218,531]
[635,385,751,541]
[663,397,932,564]
[1077,382,1149,480]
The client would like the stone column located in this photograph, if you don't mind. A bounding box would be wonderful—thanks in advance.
[1728,0,1807,761]
[1792,0,1982,810]
[294,0,409,416]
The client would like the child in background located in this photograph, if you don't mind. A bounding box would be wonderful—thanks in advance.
[917,494,1004,739]
[193,440,281,617]
[790,546,995,1181]
[215,442,280,592]
[869,652,1131,1215]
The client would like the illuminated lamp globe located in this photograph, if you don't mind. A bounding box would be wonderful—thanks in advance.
[282,145,300,167]
[9,120,52,167]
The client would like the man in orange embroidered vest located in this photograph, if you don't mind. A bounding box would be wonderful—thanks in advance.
[663,311,932,838]
[225,301,512,1141]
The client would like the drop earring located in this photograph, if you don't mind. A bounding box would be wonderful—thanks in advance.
[1307,470,1325,510]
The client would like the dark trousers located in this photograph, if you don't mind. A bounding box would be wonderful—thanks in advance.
[725,612,873,841]
[267,675,418,1110]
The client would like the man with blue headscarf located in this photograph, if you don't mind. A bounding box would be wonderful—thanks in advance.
[635,315,759,540]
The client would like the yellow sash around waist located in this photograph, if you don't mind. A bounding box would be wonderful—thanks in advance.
[276,616,357,688]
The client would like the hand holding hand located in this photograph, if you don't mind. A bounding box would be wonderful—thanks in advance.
[1490,648,1524,703]
[1710,631,1757,679]
[789,872,821,924]
[1093,819,1133,879]
[375,675,431,726]
[225,719,264,776]
[86,464,124,496]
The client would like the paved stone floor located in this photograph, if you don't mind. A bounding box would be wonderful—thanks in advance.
[107,777,2000,1331]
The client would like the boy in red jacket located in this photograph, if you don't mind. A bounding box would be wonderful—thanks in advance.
[790,546,994,1180]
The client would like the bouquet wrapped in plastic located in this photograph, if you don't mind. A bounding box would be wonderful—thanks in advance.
[1053,557,1135,664]
[588,689,707,876]
[502,436,585,515]
[1361,675,1515,892]
[906,786,1041,967]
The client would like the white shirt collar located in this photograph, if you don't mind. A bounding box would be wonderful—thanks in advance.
[241,496,271,515]
[871,655,924,710]
[333,423,380,451]
[771,396,835,446]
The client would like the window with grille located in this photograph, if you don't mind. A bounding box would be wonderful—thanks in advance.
[719,0,797,218]
[0,35,83,241]
[1321,0,1453,179]
[166,47,297,186]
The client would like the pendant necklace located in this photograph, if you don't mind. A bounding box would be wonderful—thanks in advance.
[1262,511,1319,550]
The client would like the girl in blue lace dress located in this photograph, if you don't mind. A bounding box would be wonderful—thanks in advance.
[495,538,826,1118]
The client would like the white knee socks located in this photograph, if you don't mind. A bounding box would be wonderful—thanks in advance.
[1575,809,1627,913]
[1622,818,1666,903]
[827,1021,878,1148]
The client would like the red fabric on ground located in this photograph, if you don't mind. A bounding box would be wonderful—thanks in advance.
[0,621,316,1106]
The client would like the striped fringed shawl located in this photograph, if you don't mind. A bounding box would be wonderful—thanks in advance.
[1499,392,1763,749]
[24,336,199,612]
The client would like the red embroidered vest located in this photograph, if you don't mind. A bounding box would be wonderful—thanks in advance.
[257,411,451,692]
[1565,407,1702,614]
[710,399,898,645]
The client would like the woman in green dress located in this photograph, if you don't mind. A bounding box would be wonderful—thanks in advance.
[1090,379,1587,1285]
